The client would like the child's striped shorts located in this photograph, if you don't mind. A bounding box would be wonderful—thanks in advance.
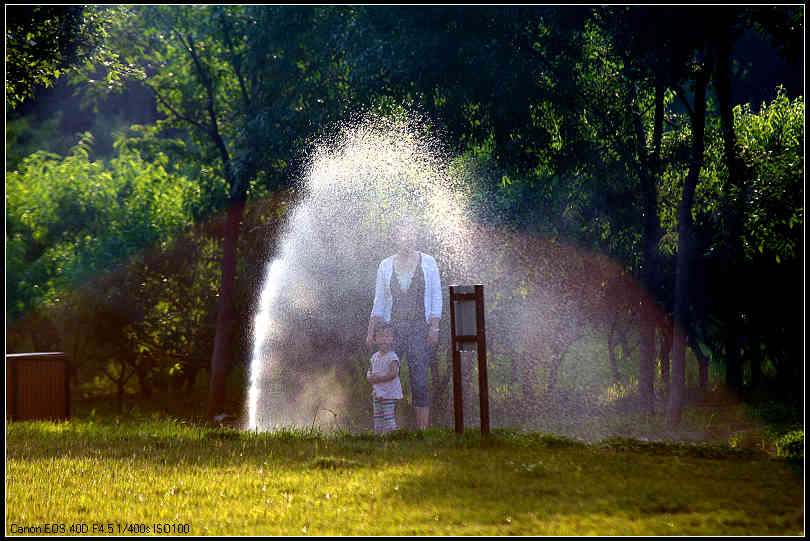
[373,397,399,433]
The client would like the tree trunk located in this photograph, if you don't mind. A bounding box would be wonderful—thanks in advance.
[714,30,747,394]
[547,353,561,396]
[725,326,743,391]
[608,319,621,385]
[633,78,665,415]
[183,27,250,421]
[545,337,579,395]
[749,327,762,393]
[117,382,125,413]
[658,316,673,395]
[637,304,657,414]
[137,359,152,399]
[115,364,136,414]
[697,344,710,391]
[185,362,200,390]
[430,344,451,422]
[520,353,537,407]
[668,51,711,425]
[206,200,245,418]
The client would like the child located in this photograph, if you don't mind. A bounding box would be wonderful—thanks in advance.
[366,323,403,434]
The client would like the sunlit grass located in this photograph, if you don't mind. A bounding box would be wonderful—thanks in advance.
[6,415,803,536]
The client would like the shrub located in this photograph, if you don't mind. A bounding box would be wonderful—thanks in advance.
[775,429,804,461]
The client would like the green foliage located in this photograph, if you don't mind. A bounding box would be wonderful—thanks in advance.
[6,5,98,108]
[736,88,803,263]
[5,113,82,171]
[747,400,803,432]
[775,430,804,461]
[107,5,354,207]
[6,133,197,320]
[691,88,803,264]
[5,5,142,110]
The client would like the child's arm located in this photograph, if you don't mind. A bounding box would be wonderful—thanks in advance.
[367,358,398,385]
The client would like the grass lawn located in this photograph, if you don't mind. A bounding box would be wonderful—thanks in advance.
[5,413,804,536]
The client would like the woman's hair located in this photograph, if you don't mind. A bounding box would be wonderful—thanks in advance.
[393,216,424,240]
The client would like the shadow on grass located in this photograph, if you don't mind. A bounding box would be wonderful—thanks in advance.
[7,415,803,534]
[6,414,777,465]
[371,434,801,535]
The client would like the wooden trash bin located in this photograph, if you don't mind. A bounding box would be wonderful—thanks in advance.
[6,352,71,421]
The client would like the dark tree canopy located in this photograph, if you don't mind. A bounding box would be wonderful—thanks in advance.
[6,6,103,108]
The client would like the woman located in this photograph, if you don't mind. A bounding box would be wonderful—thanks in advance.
[366,219,442,430]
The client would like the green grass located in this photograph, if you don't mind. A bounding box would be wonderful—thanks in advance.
[6,414,804,536]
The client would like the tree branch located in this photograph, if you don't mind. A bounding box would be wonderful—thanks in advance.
[216,8,251,109]
[181,30,240,197]
[676,84,696,121]
[101,366,118,385]
[121,365,138,386]
[150,86,209,133]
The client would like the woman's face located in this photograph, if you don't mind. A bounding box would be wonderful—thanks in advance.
[395,223,418,253]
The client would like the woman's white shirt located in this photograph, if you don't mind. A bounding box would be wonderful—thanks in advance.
[371,252,442,323]
[395,260,416,292]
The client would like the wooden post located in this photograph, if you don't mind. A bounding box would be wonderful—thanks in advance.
[449,285,489,437]
[449,286,464,434]
[475,285,490,438]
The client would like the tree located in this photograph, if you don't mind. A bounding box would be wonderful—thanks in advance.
[332,6,802,421]
[667,39,714,424]
[8,5,801,423]
[112,5,354,417]
[6,131,202,409]
[711,11,749,394]
[596,6,727,414]
[697,90,804,401]
[711,5,803,395]
[6,133,196,321]
[5,5,137,110]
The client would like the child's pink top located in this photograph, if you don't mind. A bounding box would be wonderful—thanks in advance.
[370,351,403,400]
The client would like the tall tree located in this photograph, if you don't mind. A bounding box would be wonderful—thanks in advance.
[668,43,713,424]
[599,6,682,414]
[119,6,250,417]
[714,5,803,395]
[711,12,748,393]
[112,5,352,417]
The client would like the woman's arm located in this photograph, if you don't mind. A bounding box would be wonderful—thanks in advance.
[368,261,387,347]
[425,255,442,346]
[366,316,383,349]
[426,255,442,321]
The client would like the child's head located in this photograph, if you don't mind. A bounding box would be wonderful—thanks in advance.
[374,322,395,350]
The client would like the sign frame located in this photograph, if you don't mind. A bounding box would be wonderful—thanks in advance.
[448,284,489,437]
